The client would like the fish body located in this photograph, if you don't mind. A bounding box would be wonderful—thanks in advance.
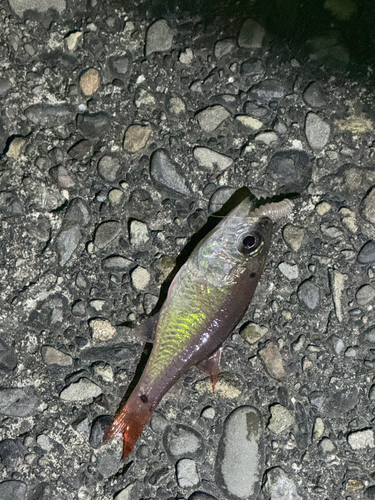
[103,196,291,459]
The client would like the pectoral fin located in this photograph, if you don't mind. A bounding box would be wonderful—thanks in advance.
[196,348,222,391]
[126,314,159,343]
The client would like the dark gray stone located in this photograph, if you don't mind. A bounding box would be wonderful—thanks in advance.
[0,480,27,500]
[303,81,328,108]
[266,150,310,193]
[101,255,132,271]
[24,103,75,127]
[240,58,265,77]
[80,344,135,364]
[366,485,375,500]
[55,226,82,266]
[64,198,91,228]
[189,493,218,500]
[248,79,286,103]
[0,388,38,417]
[94,221,122,249]
[89,415,113,448]
[77,112,111,138]
[0,338,17,373]
[357,241,375,264]
[0,439,27,467]
[150,149,191,196]
[297,280,320,311]
[0,78,12,96]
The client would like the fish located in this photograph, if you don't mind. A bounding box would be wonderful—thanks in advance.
[103,195,295,460]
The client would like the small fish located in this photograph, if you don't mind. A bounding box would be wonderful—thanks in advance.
[103,195,295,459]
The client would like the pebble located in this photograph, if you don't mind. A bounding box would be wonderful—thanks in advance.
[259,342,286,381]
[6,136,25,159]
[305,112,330,150]
[89,415,113,448]
[315,201,331,215]
[0,439,27,467]
[194,372,242,399]
[108,189,124,206]
[266,150,310,191]
[320,223,344,239]
[64,198,91,227]
[240,322,268,345]
[278,262,299,280]
[297,280,320,310]
[282,224,304,252]
[92,361,114,383]
[328,269,347,323]
[313,417,325,441]
[94,221,122,249]
[216,406,264,498]
[24,103,75,127]
[66,30,82,51]
[50,165,75,188]
[97,156,121,182]
[237,18,265,49]
[339,207,357,232]
[188,493,218,500]
[357,241,375,264]
[302,81,328,108]
[176,458,200,488]
[362,187,375,226]
[330,334,345,355]
[196,105,230,132]
[96,448,122,478]
[41,346,72,366]
[356,284,375,306]
[150,149,191,195]
[129,220,149,246]
[55,227,82,266]
[179,47,194,64]
[201,406,215,419]
[79,68,100,96]
[208,187,236,214]
[268,404,294,434]
[163,425,204,460]
[254,131,278,145]
[150,411,169,432]
[240,58,265,76]
[347,429,375,450]
[131,266,150,291]
[324,386,358,417]
[114,483,134,500]
[102,255,132,271]
[77,112,111,138]
[0,338,17,373]
[0,77,12,96]
[123,124,152,153]
[89,318,116,342]
[168,95,186,115]
[193,147,233,173]
[36,434,54,452]
[60,378,102,402]
[235,115,263,131]
[367,485,375,499]
[0,480,27,500]
[0,388,38,417]
[214,38,236,58]
[264,467,302,500]
[248,79,286,103]
[309,391,324,409]
[145,19,173,56]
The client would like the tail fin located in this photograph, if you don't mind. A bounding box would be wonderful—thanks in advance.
[103,396,153,460]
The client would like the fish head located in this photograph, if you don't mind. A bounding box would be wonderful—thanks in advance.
[197,197,273,286]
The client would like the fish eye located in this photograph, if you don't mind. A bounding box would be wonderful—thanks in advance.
[238,231,262,255]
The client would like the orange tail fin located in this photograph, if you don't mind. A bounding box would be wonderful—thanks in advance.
[103,397,153,460]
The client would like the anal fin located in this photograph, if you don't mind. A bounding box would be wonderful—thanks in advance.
[196,348,222,392]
